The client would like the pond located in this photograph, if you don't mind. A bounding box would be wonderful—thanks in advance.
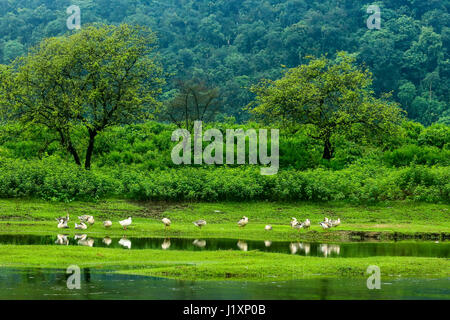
[0,267,448,300]
[0,234,448,258]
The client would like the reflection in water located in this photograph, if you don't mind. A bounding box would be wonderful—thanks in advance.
[193,239,206,248]
[298,243,310,255]
[289,243,298,254]
[0,234,448,258]
[118,237,131,249]
[161,239,171,250]
[103,237,112,246]
[237,240,248,251]
[1,267,448,300]
[55,234,69,245]
[78,237,94,247]
[319,244,341,257]
[74,234,85,240]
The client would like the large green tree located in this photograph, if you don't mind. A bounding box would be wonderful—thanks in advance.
[0,24,164,169]
[249,52,404,160]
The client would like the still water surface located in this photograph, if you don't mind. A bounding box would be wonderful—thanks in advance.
[0,234,448,258]
[0,268,448,300]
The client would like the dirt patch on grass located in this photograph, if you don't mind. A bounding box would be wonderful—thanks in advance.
[127,201,191,219]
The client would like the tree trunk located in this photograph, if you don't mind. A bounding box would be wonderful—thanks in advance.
[322,136,333,160]
[84,129,97,170]
[58,129,81,166]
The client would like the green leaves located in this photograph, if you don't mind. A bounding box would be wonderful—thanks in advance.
[1,24,164,168]
[250,52,404,159]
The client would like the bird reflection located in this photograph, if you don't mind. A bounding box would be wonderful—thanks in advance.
[237,240,248,251]
[102,237,112,246]
[319,244,340,257]
[161,238,171,250]
[264,240,272,247]
[55,234,69,245]
[192,239,206,248]
[119,237,131,249]
[289,243,298,254]
[298,243,310,255]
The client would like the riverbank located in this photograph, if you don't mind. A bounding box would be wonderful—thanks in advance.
[0,199,448,241]
[0,244,448,281]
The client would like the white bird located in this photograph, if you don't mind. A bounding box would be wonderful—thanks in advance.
[265,225,272,231]
[79,215,95,225]
[75,222,87,230]
[330,218,340,227]
[237,216,249,228]
[118,237,131,249]
[162,218,171,229]
[319,222,330,230]
[161,238,171,250]
[303,219,311,229]
[264,240,272,247]
[290,217,299,228]
[237,240,248,251]
[57,218,69,229]
[103,220,112,228]
[294,223,304,231]
[193,219,207,228]
[119,217,132,230]
[193,239,206,248]
[102,237,112,246]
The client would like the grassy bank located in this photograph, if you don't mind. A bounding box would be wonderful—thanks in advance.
[0,199,449,241]
[0,245,448,281]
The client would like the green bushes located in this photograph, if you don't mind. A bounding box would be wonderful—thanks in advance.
[0,157,447,203]
[0,157,120,201]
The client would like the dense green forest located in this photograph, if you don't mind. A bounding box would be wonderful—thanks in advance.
[0,0,448,124]
[0,2,448,203]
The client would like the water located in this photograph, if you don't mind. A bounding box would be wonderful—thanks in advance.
[0,234,448,258]
[0,268,448,300]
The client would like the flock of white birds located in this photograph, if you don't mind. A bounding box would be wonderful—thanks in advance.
[56,213,340,231]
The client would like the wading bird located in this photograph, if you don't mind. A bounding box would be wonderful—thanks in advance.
[103,220,112,228]
[303,219,311,229]
[290,217,299,228]
[162,218,171,229]
[265,225,272,231]
[79,215,95,225]
[330,218,340,227]
[237,216,248,228]
[193,219,206,229]
[119,217,132,230]
[319,222,330,230]
[75,222,87,230]
[56,217,69,229]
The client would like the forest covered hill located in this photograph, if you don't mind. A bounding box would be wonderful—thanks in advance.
[0,0,449,124]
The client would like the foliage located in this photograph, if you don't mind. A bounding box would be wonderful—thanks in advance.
[0,24,164,169]
[0,0,448,124]
[249,53,404,159]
